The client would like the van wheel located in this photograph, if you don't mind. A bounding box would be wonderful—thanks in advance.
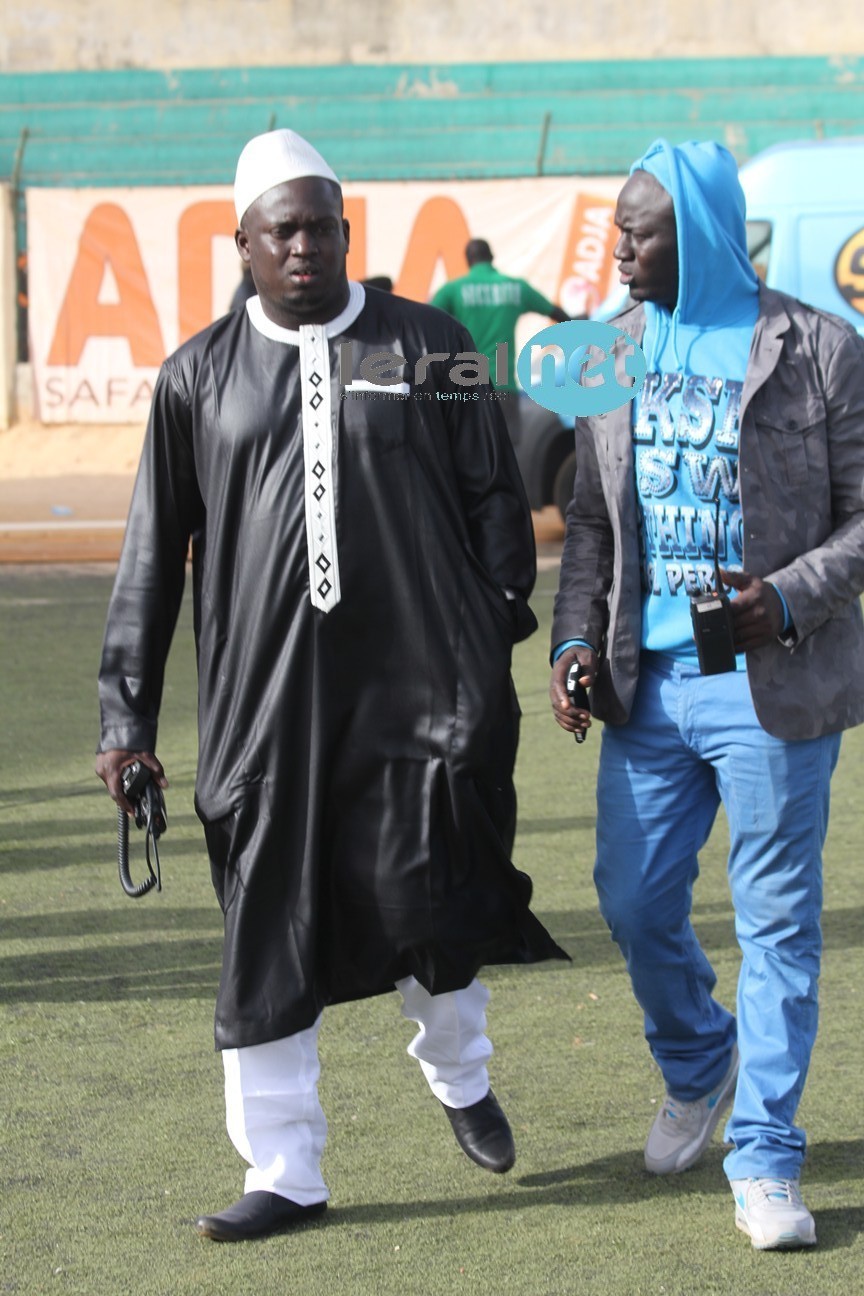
[553,451,576,520]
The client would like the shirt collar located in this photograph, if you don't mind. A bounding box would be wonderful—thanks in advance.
[245,281,366,344]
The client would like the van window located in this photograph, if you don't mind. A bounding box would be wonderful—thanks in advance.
[746,220,772,282]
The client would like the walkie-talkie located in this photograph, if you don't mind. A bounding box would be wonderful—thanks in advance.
[565,661,591,744]
[689,498,737,675]
[117,760,167,898]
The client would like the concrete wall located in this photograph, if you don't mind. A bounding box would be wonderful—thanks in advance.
[3,0,864,70]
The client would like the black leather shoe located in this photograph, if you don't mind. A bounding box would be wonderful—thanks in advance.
[195,1191,327,1241]
[441,1089,515,1173]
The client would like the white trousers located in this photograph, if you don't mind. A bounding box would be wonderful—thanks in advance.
[222,976,492,1204]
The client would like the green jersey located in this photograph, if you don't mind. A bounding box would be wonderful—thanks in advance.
[432,262,559,391]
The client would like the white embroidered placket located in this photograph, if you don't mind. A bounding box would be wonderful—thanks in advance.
[299,324,340,612]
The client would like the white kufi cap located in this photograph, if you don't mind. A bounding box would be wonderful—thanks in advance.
[234,129,339,223]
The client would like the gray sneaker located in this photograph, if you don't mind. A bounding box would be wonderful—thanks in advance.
[731,1178,816,1250]
[644,1044,739,1174]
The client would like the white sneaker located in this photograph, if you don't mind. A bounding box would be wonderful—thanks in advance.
[644,1045,739,1174]
[731,1178,816,1250]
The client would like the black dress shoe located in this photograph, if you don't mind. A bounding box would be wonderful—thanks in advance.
[195,1191,327,1241]
[441,1089,516,1173]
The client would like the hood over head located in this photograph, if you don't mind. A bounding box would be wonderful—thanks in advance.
[631,138,758,332]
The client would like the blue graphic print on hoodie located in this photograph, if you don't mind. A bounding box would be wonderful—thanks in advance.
[631,139,759,664]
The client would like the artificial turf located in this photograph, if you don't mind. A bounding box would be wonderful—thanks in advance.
[2,564,863,1295]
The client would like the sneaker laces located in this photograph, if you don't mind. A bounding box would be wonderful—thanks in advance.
[748,1179,803,1207]
[658,1094,704,1132]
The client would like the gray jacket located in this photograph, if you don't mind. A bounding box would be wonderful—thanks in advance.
[551,286,864,741]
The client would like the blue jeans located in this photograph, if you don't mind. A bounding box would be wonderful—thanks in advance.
[594,653,840,1181]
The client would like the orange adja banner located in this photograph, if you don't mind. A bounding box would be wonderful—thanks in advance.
[27,177,623,424]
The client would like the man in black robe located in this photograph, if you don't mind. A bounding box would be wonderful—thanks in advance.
[96,129,565,1241]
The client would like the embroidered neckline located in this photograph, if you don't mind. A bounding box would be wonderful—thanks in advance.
[245,281,365,345]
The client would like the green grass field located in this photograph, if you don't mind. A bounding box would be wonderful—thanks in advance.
[2,564,863,1295]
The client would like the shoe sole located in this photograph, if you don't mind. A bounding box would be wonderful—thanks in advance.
[735,1211,816,1250]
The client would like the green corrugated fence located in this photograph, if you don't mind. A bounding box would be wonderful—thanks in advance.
[3,58,864,187]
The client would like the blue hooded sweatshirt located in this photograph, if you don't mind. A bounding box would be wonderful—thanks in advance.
[631,139,760,663]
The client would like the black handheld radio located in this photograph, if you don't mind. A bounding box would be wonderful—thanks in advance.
[565,662,591,745]
[117,761,167,898]
[689,498,737,675]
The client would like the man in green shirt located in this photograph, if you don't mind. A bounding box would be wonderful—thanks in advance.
[431,239,568,392]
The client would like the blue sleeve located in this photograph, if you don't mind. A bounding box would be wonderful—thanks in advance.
[771,583,793,634]
[552,637,596,662]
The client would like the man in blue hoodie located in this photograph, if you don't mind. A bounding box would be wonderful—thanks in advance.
[549,139,864,1250]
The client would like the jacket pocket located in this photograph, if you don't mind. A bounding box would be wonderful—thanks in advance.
[752,395,827,489]
[342,384,409,451]
[198,783,268,916]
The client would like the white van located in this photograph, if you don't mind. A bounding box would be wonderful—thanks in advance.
[740,137,864,335]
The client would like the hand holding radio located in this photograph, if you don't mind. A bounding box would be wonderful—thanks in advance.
[565,662,591,744]
[96,749,170,899]
[117,760,167,898]
[96,748,168,815]
[717,567,785,650]
[550,646,595,741]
